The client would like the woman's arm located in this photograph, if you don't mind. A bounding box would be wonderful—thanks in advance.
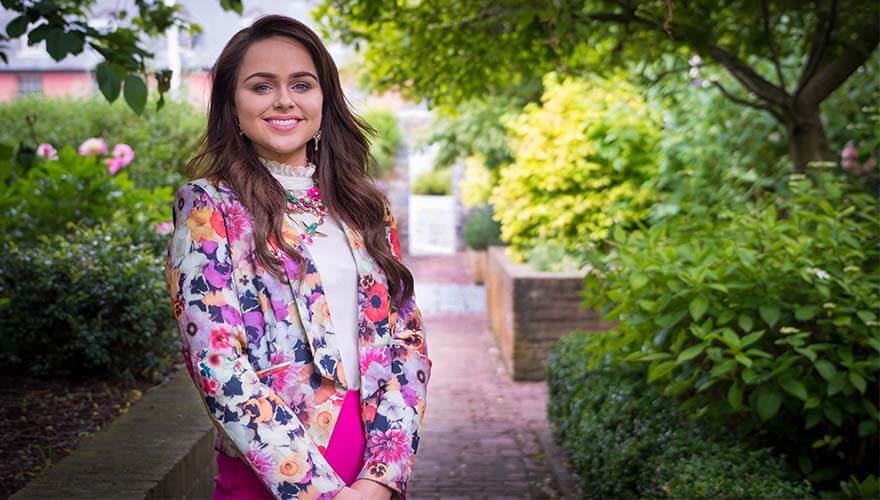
[166,183,346,500]
[354,205,433,500]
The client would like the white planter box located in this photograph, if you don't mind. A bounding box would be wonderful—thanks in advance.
[408,194,456,255]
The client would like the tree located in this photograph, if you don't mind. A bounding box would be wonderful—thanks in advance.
[315,0,879,172]
[1,0,243,114]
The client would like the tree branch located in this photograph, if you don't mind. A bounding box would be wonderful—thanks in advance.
[711,80,784,121]
[798,22,880,107]
[708,45,789,107]
[796,0,837,97]
[760,0,787,91]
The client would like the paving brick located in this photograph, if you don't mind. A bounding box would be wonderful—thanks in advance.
[406,252,581,500]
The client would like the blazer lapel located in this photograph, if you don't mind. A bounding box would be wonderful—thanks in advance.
[339,220,396,402]
[271,227,349,389]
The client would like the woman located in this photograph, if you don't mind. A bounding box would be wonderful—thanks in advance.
[165,15,431,500]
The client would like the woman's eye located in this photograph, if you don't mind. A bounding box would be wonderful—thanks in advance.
[254,83,272,93]
[292,82,311,92]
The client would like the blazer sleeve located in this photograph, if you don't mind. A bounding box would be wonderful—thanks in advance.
[165,183,346,500]
[355,204,433,499]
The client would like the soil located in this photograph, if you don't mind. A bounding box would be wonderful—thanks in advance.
[0,369,178,499]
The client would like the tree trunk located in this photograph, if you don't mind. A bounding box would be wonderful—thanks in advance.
[784,105,833,173]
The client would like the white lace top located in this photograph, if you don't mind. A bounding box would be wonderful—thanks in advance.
[260,157,361,390]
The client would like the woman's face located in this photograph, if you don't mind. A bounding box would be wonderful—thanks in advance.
[234,36,323,166]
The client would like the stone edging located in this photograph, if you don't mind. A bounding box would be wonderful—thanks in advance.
[11,368,216,500]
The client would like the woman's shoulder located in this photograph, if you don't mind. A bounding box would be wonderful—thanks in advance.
[175,177,236,205]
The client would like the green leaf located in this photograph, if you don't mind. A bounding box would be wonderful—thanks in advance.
[755,385,782,420]
[857,310,877,324]
[710,359,736,377]
[795,305,819,321]
[741,330,765,348]
[716,310,735,325]
[779,377,808,401]
[859,420,878,437]
[689,296,708,321]
[814,360,838,381]
[850,371,867,394]
[727,382,743,410]
[96,62,122,102]
[734,353,753,367]
[676,343,706,364]
[6,15,29,38]
[613,225,626,243]
[824,404,843,426]
[45,29,81,61]
[737,313,753,332]
[629,273,648,290]
[647,360,677,382]
[795,346,817,362]
[758,304,780,327]
[123,74,148,115]
[721,328,741,349]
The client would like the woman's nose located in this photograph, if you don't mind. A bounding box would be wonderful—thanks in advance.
[274,88,295,109]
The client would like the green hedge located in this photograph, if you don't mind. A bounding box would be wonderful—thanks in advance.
[582,170,880,486]
[547,332,811,499]
[461,204,502,250]
[362,107,402,178]
[0,223,176,381]
[412,167,452,195]
[0,96,204,189]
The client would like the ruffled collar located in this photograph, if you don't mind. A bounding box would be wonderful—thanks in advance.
[259,156,316,191]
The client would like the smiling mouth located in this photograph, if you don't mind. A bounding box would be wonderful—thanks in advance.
[264,117,302,131]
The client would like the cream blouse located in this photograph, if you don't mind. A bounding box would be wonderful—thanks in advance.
[260,157,361,390]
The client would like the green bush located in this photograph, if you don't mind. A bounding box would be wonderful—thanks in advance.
[362,107,402,178]
[461,204,502,250]
[0,223,177,381]
[582,170,880,486]
[547,332,812,499]
[0,96,204,189]
[491,73,660,262]
[411,167,452,195]
[525,243,585,273]
[0,145,171,243]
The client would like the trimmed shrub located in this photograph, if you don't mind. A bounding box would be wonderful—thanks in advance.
[547,332,812,499]
[0,223,176,381]
[0,145,171,243]
[0,96,204,189]
[582,170,880,486]
[461,204,502,250]
[412,167,452,195]
[490,73,660,262]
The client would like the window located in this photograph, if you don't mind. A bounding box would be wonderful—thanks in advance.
[17,74,43,96]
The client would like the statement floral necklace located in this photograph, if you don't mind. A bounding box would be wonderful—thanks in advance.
[259,157,328,246]
[285,184,328,245]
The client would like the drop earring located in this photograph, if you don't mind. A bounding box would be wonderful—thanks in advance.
[234,117,243,136]
[312,130,321,152]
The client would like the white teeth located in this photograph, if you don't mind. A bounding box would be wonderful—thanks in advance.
[268,119,298,126]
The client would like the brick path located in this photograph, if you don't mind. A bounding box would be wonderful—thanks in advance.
[404,254,578,499]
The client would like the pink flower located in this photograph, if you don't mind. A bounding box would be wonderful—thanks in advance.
[36,143,58,160]
[366,428,410,463]
[154,221,173,235]
[78,137,108,156]
[307,186,321,200]
[106,156,125,175]
[841,141,859,171]
[112,143,135,166]
[105,143,135,175]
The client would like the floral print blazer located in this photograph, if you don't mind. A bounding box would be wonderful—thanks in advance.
[165,179,431,500]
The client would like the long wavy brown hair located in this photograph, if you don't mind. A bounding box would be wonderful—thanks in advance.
[187,15,413,307]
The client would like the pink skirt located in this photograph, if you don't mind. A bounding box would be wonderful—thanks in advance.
[212,389,366,499]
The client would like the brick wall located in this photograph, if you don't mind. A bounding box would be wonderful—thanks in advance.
[486,246,614,380]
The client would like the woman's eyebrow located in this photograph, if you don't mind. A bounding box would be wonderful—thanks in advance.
[243,71,318,82]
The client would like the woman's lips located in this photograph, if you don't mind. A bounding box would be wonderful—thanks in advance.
[264,118,301,131]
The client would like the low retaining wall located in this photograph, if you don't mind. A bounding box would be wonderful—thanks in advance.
[485,246,614,381]
[12,368,216,499]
